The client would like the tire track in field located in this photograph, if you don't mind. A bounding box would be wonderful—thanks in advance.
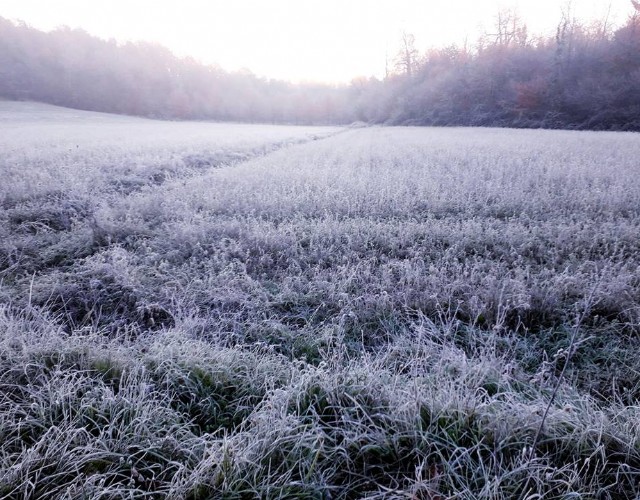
[0,125,351,280]
[89,126,358,251]
[108,126,351,198]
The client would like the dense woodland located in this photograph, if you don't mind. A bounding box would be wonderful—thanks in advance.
[1,3,640,129]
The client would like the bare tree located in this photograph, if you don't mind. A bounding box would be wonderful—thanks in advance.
[394,31,419,77]
[487,9,529,47]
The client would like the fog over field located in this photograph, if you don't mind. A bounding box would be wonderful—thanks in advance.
[1,1,640,498]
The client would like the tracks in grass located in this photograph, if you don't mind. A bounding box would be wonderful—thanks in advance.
[0,126,353,331]
[110,127,350,198]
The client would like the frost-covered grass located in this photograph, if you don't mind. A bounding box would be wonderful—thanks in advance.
[0,101,340,207]
[1,103,640,498]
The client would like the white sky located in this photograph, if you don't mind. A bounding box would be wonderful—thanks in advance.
[0,0,635,83]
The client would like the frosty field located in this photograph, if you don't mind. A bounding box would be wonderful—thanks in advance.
[1,102,640,498]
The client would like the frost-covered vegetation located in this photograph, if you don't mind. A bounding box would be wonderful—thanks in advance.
[1,103,640,498]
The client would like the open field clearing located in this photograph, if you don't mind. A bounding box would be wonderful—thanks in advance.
[1,103,640,498]
[0,101,341,208]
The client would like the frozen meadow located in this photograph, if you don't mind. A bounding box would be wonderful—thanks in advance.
[1,102,640,498]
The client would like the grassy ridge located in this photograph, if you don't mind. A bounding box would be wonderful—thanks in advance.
[1,104,640,498]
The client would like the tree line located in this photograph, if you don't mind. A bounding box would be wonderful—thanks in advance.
[1,4,639,130]
[354,4,640,130]
[0,17,350,124]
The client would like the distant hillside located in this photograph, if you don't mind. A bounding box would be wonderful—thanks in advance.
[0,17,351,124]
[0,99,154,124]
[2,8,640,130]
[349,6,640,131]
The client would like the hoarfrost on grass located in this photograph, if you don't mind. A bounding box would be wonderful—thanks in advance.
[1,102,640,498]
